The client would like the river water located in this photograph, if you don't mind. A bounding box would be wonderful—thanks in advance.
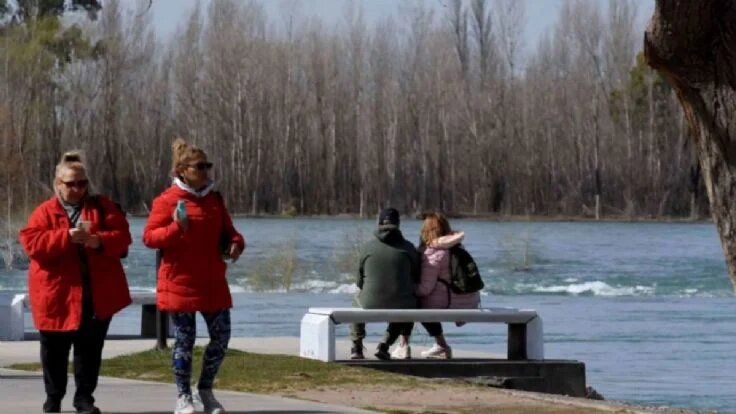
[3,218,735,412]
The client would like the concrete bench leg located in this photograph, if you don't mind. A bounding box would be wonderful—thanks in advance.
[141,304,174,342]
[141,304,158,337]
[525,316,544,360]
[299,313,335,362]
[508,316,544,360]
[0,294,26,341]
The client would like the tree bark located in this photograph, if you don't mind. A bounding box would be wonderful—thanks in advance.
[645,0,736,290]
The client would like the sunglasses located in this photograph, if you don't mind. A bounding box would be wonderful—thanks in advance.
[188,162,213,171]
[61,179,89,189]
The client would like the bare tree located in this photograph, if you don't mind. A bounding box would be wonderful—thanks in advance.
[645,0,736,290]
[0,0,708,253]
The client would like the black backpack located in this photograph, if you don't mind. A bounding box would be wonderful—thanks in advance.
[447,245,484,294]
[88,195,128,259]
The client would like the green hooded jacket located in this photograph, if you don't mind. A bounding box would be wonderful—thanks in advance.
[356,225,420,309]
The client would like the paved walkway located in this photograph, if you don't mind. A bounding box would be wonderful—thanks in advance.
[0,337,383,414]
[0,336,503,413]
[0,336,502,366]
[0,368,375,413]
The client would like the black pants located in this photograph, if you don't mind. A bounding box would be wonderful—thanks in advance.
[349,296,416,345]
[39,315,111,409]
[422,322,444,337]
[350,322,414,346]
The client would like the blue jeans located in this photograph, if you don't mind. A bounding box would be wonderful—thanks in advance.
[171,310,231,397]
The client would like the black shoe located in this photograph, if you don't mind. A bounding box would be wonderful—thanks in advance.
[350,345,365,359]
[75,400,101,414]
[374,343,391,360]
[43,398,61,413]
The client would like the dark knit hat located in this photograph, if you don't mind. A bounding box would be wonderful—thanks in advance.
[378,207,400,227]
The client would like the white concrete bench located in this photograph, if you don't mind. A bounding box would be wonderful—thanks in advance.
[299,307,544,362]
[0,292,165,340]
[0,293,27,340]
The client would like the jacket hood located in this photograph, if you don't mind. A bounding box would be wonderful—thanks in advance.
[374,225,405,245]
[173,177,215,198]
[428,231,464,249]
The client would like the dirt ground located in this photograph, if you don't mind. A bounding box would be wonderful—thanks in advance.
[290,383,699,414]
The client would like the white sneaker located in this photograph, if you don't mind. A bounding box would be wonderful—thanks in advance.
[174,394,195,414]
[420,344,452,359]
[390,344,411,359]
[197,389,225,414]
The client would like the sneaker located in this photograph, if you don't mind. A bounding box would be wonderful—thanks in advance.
[374,342,391,360]
[420,344,453,359]
[197,389,225,414]
[174,394,196,414]
[390,344,411,359]
[74,400,101,414]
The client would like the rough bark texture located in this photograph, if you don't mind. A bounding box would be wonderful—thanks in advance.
[645,0,736,290]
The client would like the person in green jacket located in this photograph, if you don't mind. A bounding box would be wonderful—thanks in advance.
[350,207,420,360]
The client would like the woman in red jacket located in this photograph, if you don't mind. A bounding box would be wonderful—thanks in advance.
[143,138,245,414]
[19,151,132,414]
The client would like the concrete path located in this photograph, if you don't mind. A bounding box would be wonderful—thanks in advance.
[0,336,503,366]
[0,368,375,413]
[0,336,503,413]
[0,337,385,414]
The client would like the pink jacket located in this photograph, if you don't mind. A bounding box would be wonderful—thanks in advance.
[415,232,481,309]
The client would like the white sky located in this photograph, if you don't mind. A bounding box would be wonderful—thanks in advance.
[141,0,655,54]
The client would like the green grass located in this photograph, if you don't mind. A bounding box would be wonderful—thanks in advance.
[11,348,617,414]
[12,347,421,394]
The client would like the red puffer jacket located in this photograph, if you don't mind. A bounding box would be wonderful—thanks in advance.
[19,195,132,331]
[142,185,245,312]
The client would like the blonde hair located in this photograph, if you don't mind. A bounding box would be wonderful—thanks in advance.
[419,212,452,248]
[170,137,207,177]
[55,151,87,179]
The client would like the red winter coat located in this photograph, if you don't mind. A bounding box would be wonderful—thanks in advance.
[19,196,132,331]
[142,185,245,312]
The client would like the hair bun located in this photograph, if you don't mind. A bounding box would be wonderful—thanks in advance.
[61,151,82,164]
[172,137,188,153]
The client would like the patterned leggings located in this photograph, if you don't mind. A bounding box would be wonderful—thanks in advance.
[171,310,231,397]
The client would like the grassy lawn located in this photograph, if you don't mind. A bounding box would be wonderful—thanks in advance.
[11,348,617,414]
[12,347,421,393]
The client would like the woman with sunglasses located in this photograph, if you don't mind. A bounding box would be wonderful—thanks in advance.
[19,151,132,414]
[143,138,245,414]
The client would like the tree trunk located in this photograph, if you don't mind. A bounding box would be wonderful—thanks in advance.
[645,0,736,290]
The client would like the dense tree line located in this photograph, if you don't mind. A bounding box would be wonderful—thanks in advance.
[0,0,705,219]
